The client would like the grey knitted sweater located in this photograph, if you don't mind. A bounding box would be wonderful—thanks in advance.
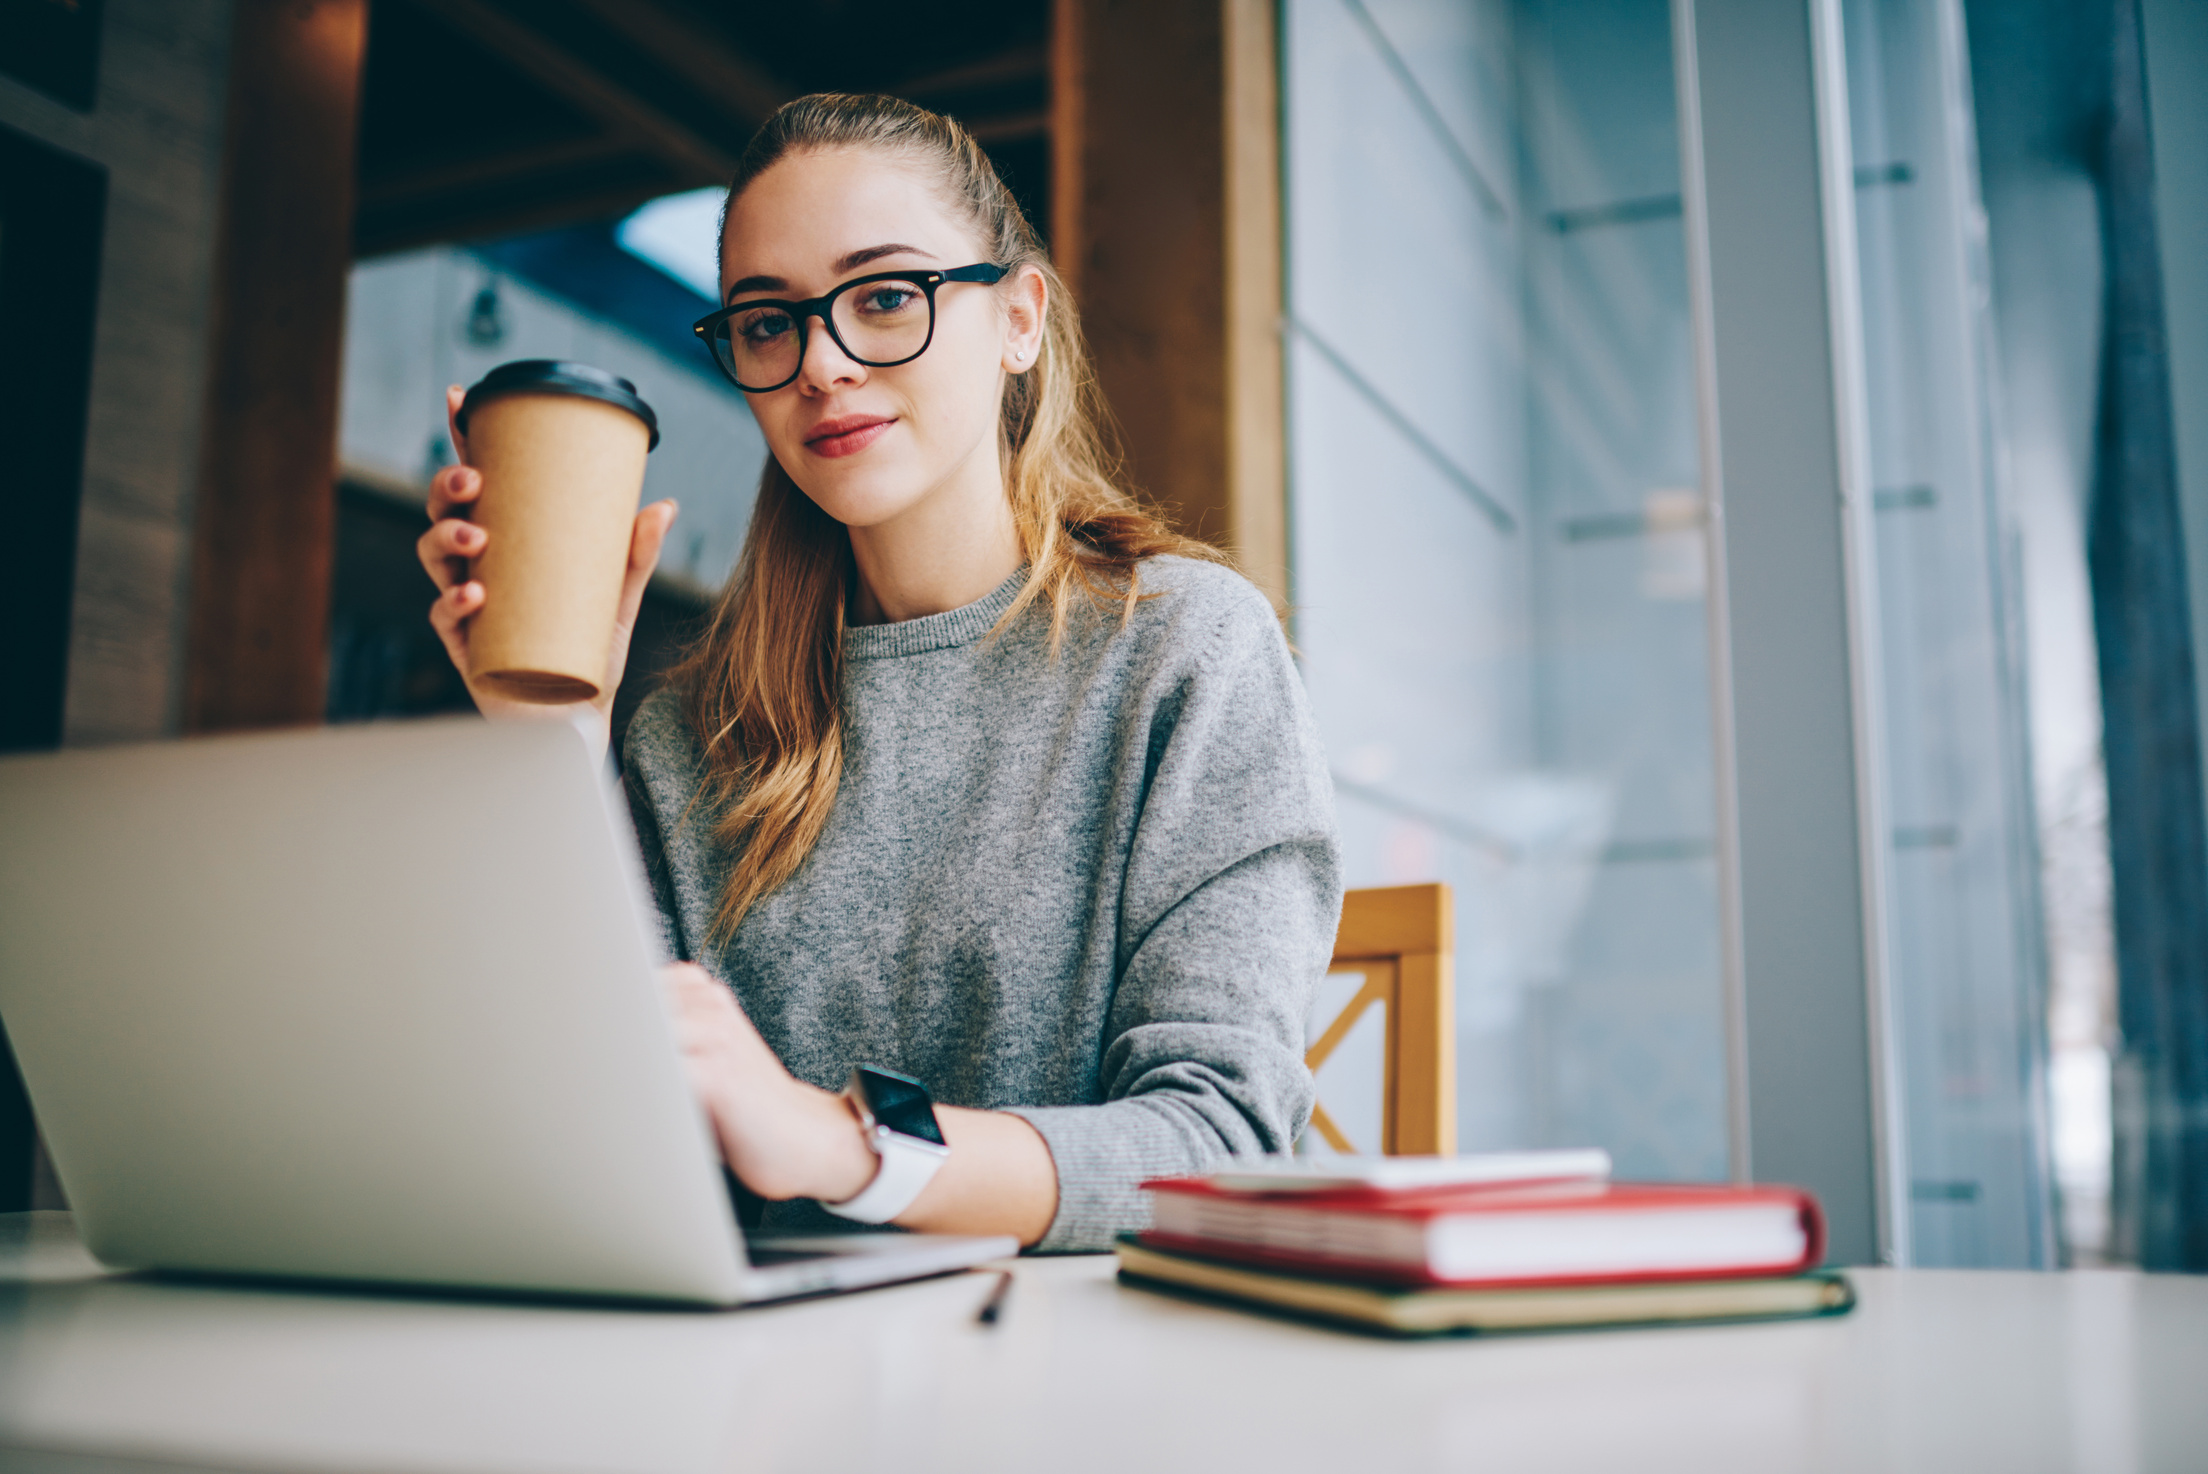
[620,556,1341,1252]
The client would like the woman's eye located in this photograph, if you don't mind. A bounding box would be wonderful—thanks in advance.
[738,309,793,344]
[857,286,919,316]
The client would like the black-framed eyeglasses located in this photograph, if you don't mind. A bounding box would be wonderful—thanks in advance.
[690,263,1009,393]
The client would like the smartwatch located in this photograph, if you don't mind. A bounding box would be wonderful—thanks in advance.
[823,1065,950,1224]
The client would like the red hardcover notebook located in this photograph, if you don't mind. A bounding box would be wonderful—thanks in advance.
[1138,1177,1826,1289]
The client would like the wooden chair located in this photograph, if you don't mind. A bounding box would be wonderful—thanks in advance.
[1305,882,1458,1156]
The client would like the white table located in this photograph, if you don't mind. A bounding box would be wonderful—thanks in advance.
[1,1212,2203,1474]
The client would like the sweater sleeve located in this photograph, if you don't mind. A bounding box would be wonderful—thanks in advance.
[1007,579,1342,1251]
[618,691,699,965]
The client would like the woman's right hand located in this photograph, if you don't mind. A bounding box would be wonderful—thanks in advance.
[416,384,678,761]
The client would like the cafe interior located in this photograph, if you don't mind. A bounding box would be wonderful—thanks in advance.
[2,0,2206,1468]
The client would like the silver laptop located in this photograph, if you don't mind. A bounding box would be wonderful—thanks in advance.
[0,717,1016,1305]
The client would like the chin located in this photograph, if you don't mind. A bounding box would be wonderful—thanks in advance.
[792,461,933,530]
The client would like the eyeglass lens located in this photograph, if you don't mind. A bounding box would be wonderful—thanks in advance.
[713,278,932,389]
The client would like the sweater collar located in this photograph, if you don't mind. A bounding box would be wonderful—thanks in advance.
[843,566,1030,660]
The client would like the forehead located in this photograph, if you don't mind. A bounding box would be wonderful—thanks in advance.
[720,148,977,285]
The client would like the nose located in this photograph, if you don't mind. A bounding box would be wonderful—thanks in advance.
[795,311,866,393]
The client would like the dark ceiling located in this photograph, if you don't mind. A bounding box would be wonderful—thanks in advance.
[354,0,1053,258]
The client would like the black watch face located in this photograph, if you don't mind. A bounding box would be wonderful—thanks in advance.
[857,1066,946,1145]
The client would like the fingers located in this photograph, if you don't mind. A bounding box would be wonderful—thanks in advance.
[426,580,482,669]
[629,499,678,580]
[659,962,756,1035]
[659,961,725,1016]
[632,499,680,570]
[415,514,486,591]
[430,579,484,627]
[427,383,474,522]
[660,961,714,996]
[425,460,481,524]
[420,389,484,691]
[445,383,470,464]
[614,500,679,627]
[593,501,681,712]
[661,964,736,1055]
[420,452,484,605]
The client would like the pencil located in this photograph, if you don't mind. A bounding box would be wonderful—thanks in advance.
[974,1269,1014,1326]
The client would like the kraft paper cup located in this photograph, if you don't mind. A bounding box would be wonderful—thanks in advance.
[455,361,660,705]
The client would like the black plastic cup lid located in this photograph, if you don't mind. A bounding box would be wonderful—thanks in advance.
[455,359,660,450]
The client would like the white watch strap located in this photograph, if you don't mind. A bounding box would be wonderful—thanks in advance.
[823,1124,948,1224]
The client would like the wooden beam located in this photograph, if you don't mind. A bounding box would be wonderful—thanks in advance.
[183,0,368,732]
[960,108,1052,145]
[562,0,791,131]
[357,135,632,212]
[410,0,736,182]
[898,42,1052,101]
[1052,0,1288,608]
[355,167,690,258]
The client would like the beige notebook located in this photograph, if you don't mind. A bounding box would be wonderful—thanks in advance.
[1114,1237,1855,1337]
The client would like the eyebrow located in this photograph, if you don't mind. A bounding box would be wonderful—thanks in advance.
[724,243,939,302]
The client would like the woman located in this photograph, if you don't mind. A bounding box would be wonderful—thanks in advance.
[417,94,1339,1253]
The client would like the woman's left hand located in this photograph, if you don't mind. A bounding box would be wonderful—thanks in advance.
[658,963,877,1204]
[659,962,1061,1244]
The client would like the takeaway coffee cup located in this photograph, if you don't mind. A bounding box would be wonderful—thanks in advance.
[453,360,661,704]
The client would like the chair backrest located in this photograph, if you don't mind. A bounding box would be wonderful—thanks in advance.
[1306,882,1457,1156]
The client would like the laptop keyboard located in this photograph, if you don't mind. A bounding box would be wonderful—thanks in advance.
[744,1245,840,1266]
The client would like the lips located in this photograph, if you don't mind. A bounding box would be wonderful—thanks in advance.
[803,414,895,458]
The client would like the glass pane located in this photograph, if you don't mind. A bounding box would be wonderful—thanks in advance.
[1283,0,1724,1178]
[1841,0,2058,1265]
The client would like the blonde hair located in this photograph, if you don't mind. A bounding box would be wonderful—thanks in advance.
[669,93,1225,942]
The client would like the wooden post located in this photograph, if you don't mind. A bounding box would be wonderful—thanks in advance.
[1222,0,1287,615]
[183,0,368,732]
[1051,0,1287,610]
[1389,946,1457,1156]
[1322,883,1459,1157]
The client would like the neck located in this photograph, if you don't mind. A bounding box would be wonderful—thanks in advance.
[846,443,1024,626]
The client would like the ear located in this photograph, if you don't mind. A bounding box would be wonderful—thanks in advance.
[1000,263,1048,375]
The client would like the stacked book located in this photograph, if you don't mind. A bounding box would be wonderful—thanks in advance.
[1114,1150,1855,1337]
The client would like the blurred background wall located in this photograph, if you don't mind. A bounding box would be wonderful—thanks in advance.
[0,0,233,746]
